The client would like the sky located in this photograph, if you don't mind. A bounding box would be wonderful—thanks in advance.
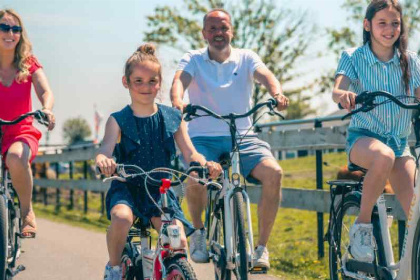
[0,0,374,144]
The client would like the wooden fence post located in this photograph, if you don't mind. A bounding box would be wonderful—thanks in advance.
[83,161,88,214]
[69,161,74,210]
[315,119,324,259]
[55,162,60,212]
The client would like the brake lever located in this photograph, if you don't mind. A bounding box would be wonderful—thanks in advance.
[341,106,366,120]
[184,113,192,122]
[35,111,50,127]
[268,104,285,119]
[103,176,127,183]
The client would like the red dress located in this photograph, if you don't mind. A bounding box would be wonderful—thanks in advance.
[0,56,43,163]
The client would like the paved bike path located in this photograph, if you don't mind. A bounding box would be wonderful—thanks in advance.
[15,218,282,279]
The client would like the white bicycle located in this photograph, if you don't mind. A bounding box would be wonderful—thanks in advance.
[184,98,283,279]
[326,90,420,280]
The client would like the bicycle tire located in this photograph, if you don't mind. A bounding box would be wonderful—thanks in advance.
[329,192,361,280]
[208,193,231,280]
[165,256,197,280]
[121,245,142,280]
[232,191,248,280]
[0,196,8,280]
[412,217,420,280]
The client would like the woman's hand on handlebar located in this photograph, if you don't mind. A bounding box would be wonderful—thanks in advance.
[95,154,116,177]
[338,91,357,112]
[41,108,56,130]
[205,161,222,179]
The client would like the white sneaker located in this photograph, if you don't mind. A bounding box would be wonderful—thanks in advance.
[349,223,375,262]
[189,228,209,263]
[104,263,122,280]
[253,245,270,269]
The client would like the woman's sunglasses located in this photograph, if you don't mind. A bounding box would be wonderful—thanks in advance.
[0,23,22,34]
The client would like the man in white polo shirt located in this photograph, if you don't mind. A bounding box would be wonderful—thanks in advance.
[170,8,289,269]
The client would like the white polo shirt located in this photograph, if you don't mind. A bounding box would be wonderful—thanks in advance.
[177,47,267,137]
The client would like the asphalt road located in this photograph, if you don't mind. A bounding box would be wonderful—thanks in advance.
[14,218,282,279]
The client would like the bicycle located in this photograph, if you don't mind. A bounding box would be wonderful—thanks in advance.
[0,110,48,280]
[102,163,212,280]
[183,98,284,280]
[326,90,420,280]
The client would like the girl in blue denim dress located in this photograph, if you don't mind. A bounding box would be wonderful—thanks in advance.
[332,0,420,263]
[95,43,221,280]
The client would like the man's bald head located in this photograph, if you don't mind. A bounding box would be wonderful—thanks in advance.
[203,8,232,29]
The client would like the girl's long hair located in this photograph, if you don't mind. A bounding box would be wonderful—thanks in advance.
[363,0,410,93]
[0,9,33,83]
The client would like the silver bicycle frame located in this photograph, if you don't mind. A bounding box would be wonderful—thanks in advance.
[223,151,255,270]
[342,146,420,279]
[394,146,420,280]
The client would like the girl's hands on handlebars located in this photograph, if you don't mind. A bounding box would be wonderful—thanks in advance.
[96,154,117,177]
[338,91,357,112]
[204,161,222,179]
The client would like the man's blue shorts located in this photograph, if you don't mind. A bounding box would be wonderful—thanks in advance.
[187,136,276,183]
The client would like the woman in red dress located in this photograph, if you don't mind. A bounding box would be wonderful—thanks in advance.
[0,9,55,238]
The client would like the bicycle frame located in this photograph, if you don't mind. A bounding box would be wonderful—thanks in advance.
[393,145,420,280]
[334,91,420,280]
[222,150,254,269]
[185,99,282,276]
[105,165,205,280]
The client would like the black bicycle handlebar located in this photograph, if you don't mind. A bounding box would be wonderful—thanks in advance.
[0,110,49,127]
[183,98,284,121]
[339,90,420,120]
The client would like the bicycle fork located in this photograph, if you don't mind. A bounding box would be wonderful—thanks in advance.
[224,152,254,270]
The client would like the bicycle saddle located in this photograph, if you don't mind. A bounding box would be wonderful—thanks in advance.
[348,163,367,173]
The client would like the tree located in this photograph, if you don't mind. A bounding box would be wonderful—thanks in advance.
[319,0,420,93]
[62,117,92,145]
[145,0,317,119]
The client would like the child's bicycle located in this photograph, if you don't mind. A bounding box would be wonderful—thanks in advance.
[183,98,284,280]
[0,110,49,280]
[102,163,211,280]
[326,90,420,280]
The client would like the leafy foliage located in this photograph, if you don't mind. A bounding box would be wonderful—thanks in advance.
[145,0,317,119]
[62,117,92,145]
[319,0,420,92]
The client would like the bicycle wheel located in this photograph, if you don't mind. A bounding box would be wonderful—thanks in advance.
[412,217,420,279]
[0,196,8,280]
[121,245,142,280]
[165,256,197,280]
[208,194,231,280]
[329,193,360,280]
[232,191,248,280]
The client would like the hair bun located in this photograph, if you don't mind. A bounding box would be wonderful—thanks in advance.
[137,43,156,55]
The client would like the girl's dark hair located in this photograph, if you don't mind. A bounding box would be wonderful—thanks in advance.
[363,0,410,93]
[124,43,162,84]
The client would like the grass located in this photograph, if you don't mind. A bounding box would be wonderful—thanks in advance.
[33,151,402,280]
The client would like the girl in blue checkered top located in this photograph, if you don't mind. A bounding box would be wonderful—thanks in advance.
[95,43,222,280]
[332,0,420,263]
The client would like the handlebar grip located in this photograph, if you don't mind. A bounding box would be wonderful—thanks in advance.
[183,104,192,114]
[338,103,343,109]
[268,98,278,107]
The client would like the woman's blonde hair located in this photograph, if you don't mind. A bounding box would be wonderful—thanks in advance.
[0,9,33,83]
[124,43,162,84]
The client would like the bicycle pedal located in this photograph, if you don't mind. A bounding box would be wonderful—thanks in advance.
[250,267,268,274]
[7,265,25,277]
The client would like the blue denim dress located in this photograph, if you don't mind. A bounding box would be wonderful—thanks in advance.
[105,104,194,236]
